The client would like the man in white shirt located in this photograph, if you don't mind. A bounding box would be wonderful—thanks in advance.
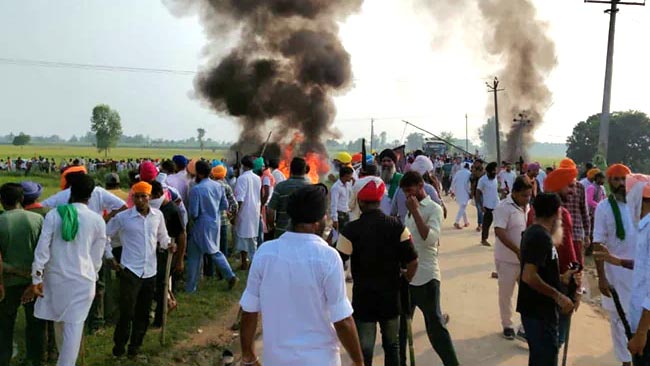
[269,158,286,187]
[240,185,364,366]
[477,162,500,246]
[235,156,262,271]
[399,171,459,366]
[167,155,192,204]
[330,166,354,232]
[498,162,517,197]
[26,175,107,366]
[105,181,173,359]
[594,164,635,365]
[450,163,472,229]
[493,176,532,340]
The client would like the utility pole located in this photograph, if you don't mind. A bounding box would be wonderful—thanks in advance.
[465,114,469,152]
[513,112,532,161]
[585,0,645,163]
[486,77,505,165]
[370,118,374,152]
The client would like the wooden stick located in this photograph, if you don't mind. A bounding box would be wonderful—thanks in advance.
[160,249,174,346]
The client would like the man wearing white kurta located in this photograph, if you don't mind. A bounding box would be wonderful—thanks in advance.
[30,176,107,366]
[594,164,635,365]
[450,163,472,229]
[235,156,262,270]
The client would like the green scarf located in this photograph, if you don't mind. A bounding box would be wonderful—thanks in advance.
[389,172,404,199]
[57,204,79,242]
[608,194,625,241]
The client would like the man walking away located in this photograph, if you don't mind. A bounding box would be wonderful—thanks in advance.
[268,157,310,239]
[331,166,354,234]
[106,182,174,358]
[0,183,45,366]
[27,176,106,366]
[494,177,532,340]
[477,162,500,246]
[337,177,418,366]
[240,185,364,366]
[451,163,472,229]
[517,193,577,366]
[185,161,238,293]
[212,165,238,257]
[399,172,459,366]
[234,156,262,270]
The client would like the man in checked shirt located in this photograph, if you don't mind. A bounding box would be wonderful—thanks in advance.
[560,158,591,262]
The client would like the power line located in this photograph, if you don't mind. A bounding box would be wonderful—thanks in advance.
[0,57,197,75]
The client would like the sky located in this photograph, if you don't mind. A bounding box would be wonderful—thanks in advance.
[0,0,648,146]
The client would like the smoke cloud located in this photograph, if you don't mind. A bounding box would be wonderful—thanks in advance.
[420,0,557,162]
[164,0,363,157]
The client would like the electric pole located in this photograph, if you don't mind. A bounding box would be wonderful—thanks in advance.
[465,114,469,152]
[370,118,375,152]
[585,0,645,163]
[486,77,505,165]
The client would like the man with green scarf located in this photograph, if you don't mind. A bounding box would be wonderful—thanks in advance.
[594,163,635,366]
[379,149,403,216]
[26,175,107,366]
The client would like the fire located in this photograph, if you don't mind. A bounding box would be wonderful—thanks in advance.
[277,133,327,184]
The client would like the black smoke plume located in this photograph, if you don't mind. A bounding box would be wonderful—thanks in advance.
[164,0,363,157]
[420,0,557,161]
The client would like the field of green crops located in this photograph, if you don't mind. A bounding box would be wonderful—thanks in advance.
[0,144,228,162]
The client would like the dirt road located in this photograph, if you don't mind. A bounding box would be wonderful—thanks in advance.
[254,198,618,366]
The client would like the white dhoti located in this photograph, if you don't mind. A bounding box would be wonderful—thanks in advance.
[54,321,84,366]
[602,263,633,363]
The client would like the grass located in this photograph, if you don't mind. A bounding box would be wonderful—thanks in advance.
[12,266,248,366]
[0,145,228,162]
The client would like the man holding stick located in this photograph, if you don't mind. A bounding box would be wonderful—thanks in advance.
[594,164,635,366]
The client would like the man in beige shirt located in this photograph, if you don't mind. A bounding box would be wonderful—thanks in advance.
[493,176,533,340]
[399,171,459,366]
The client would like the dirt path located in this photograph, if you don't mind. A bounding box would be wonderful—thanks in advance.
[253,197,618,366]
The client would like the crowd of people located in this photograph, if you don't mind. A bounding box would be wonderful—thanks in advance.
[1,148,650,366]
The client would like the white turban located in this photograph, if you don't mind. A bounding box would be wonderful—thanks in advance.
[409,155,434,176]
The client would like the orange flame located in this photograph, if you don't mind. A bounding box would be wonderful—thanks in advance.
[277,133,327,184]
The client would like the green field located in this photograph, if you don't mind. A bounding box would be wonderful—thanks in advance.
[0,144,228,162]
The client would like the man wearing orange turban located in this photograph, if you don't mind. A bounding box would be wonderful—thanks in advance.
[593,163,635,364]
[106,178,175,358]
[210,165,239,257]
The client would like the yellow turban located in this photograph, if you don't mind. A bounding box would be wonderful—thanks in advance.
[606,164,631,178]
[587,168,601,180]
[211,165,226,180]
[131,181,152,195]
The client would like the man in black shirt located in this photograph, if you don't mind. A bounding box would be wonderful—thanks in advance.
[150,181,187,328]
[337,176,418,366]
[517,193,577,366]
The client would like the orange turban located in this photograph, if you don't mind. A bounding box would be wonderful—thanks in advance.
[60,165,87,190]
[606,164,631,178]
[558,158,576,170]
[131,181,152,195]
[187,159,197,176]
[587,168,601,180]
[544,168,578,193]
[211,165,226,180]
